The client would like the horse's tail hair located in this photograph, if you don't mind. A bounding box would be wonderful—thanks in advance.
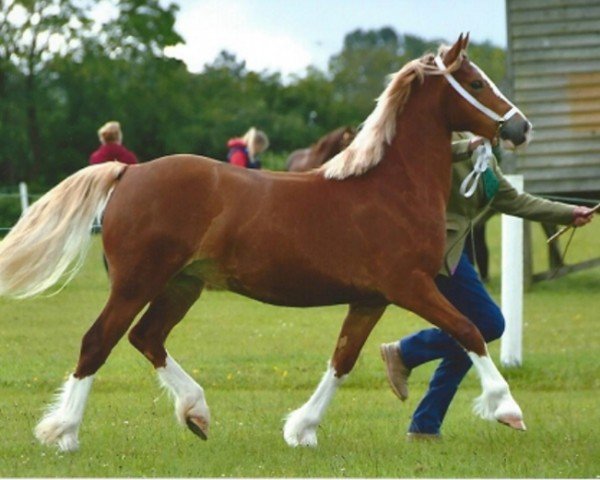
[0,161,128,299]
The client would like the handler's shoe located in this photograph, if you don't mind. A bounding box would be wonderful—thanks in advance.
[380,342,411,401]
[407,432,441,442]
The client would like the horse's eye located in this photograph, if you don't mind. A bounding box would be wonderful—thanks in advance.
[470,80,484,90]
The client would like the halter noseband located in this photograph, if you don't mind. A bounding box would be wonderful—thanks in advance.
[433,55,519,125]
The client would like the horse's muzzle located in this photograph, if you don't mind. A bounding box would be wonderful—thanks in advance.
[499,115,532,150]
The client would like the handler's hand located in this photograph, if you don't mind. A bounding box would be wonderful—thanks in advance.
[467,136,485,153]
[572,206,595,227]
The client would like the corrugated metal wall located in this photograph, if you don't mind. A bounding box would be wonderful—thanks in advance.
[506,0,600,195]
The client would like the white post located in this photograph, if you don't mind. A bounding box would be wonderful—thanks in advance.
[19,182,29,215]
[500,174,524,367]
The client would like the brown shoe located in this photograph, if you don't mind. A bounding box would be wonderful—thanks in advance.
[407,432,441,441]
[380,342,411,401]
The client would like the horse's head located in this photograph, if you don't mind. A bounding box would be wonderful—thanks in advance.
[438,34,532,150]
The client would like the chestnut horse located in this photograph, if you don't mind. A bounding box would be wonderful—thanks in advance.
[286,126,356,172]
[0,35,532,451]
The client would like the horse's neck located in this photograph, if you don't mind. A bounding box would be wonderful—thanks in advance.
[379,93,453,197]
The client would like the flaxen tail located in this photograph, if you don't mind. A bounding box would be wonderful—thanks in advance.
[0,161,128,298]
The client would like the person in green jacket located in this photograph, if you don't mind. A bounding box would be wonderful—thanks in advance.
[380,133,595,439]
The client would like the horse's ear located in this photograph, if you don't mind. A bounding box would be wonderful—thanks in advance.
[462,32,470,51]
[444,34,465,66]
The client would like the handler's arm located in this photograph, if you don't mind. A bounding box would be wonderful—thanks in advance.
[490,164,575,225]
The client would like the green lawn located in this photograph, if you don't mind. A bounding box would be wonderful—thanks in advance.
[0,217,598,477]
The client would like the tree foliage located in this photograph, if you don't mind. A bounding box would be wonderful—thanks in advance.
[0,12,507,188]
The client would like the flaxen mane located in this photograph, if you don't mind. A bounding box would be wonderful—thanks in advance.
[322,48,463,180]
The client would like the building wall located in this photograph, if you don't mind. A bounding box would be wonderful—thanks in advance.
[506,0,600,195]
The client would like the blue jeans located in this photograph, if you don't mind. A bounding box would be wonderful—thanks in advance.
[399,252,505,435]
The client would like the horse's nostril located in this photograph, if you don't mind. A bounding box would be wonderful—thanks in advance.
[524,122,531,134]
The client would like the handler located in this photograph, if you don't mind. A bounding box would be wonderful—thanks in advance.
[380,133,595,440]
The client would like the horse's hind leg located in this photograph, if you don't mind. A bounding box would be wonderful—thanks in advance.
[127,273,209,439]
[34,291,149,452]
[393,271,525,430]
[284,303,386,447]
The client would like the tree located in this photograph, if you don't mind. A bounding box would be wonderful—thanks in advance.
[0,0,183,185]
[0,0,92,182]
[89,0,182,62]
[329,27,406,122]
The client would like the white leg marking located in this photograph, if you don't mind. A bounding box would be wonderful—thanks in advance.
[468,351,524,424]
[34,374,94,452]
[156,354,210,429]
[283,363,344,447]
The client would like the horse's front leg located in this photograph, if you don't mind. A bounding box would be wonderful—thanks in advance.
[283,303,387,447]
[394,271,525,430]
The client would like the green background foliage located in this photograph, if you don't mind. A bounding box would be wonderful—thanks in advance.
[0,0,506,188]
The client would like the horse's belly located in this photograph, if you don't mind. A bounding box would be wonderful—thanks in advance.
[184,256,381,307]
[227,278,382,307]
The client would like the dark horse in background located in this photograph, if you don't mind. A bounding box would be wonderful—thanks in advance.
[0,35,532,451]
[286,126,356,172]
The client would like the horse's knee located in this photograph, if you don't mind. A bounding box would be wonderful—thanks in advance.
[453,321,487,356]
[331,342,362,376]
[331,356,356,377]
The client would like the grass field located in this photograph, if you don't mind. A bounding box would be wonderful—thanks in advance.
[0,217,598,477]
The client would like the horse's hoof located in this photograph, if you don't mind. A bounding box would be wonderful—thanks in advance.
[497,415,527,431]
[186,416,209,440]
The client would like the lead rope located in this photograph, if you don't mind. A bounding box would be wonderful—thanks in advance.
[459,139,494,198]
[546,202,599,279]
[549,227,577,280]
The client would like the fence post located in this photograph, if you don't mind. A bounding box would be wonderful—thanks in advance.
[500,174,524,367]
[19,182,29,215]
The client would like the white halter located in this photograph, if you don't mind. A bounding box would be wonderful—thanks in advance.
[433,55,520,124]
[434,55,519,197]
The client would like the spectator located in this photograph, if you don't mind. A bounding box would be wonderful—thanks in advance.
[90,121,138,165]
[226,127,269,169]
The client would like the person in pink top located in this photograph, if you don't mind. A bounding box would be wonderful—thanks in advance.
[226,127,269,169]
[89,121,138,165]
